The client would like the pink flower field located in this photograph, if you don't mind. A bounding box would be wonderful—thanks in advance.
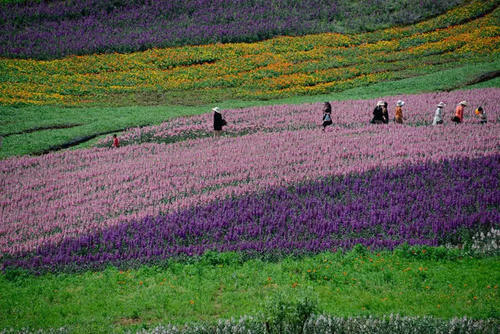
[97,88,499,147]
[1,88,499,257]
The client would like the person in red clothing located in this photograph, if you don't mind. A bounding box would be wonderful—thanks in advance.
[452,101,467,124]
[112,134,119,148]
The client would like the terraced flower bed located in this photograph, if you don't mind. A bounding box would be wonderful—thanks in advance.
[0,0,467,59]
[1,89,498,267]
[0,0,498,106]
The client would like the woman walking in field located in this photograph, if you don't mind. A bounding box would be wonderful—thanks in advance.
[451,101,467,124]
[370,101,385,124]
[433,102,446,125]
[394,100,405,124]
[213,107,227,136]
[382,101,389,124]
[322,102,333,131]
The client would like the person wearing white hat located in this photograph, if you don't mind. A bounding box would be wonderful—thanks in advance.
[433,102,446,125]
[452,101,467,124]
[213,107,227,136]
[370,101,385,124]
[395,100,405,124]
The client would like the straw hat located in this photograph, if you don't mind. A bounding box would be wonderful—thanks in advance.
[377,101,384,106]
[396,100,405,107]
[437,102,446,108]
[459,101,467,106]
[212,107,221,113]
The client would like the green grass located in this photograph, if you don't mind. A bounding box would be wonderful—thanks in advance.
[1,248,498,333]
[1,60,499,160]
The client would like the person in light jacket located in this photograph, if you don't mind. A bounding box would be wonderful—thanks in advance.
[213,107,227,136]
[433,102,446,125]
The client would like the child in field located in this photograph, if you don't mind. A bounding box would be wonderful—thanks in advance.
[475,106,487,124]
[451,101,467,124]
[433,102,446,125]
[394,100,405,124]
[322,102,333,131]
[112,134,119,148]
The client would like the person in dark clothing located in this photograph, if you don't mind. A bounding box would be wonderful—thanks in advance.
[382,101,389,124]
[322,102,333,131]
[213,107,227,136]
[370,101,385,124]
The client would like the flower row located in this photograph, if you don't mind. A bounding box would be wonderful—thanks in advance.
[0,1,498,106]
[0,0,472,60]
[1,90,498,256]
[4,154,499,271]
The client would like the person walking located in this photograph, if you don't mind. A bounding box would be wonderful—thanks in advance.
[370,101,385,124]
[452,101,467,124]
[322,102,333,131]
[382,101,389,124]
[394,100,405,124]
[213,107,227,136]
[433,102,446,125]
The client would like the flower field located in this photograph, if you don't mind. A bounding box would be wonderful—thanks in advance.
[0,0,498,106]
[1,89,499,271]
[1,1,500,331]
[0,0,466,60]
[4,154,499,272]
[97,88,499,147]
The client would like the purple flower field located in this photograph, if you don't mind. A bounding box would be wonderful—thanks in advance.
[1,89,499,258]
[4,154,499,272]
[0,0,465,59]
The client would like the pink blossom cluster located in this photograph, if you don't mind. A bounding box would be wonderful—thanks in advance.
[97,88,498,147]
[1,89,499,256]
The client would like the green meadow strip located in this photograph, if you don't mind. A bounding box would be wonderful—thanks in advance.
[1,248,498,333]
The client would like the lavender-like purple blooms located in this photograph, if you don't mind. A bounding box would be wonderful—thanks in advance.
[0,0,465,59]
[4,155,498,272]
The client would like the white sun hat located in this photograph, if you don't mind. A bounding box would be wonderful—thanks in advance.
[459,101,467,106]
[396,100,405,107]
[437,102,446,108]
[377,101,384,106]
[212,107,221,113]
